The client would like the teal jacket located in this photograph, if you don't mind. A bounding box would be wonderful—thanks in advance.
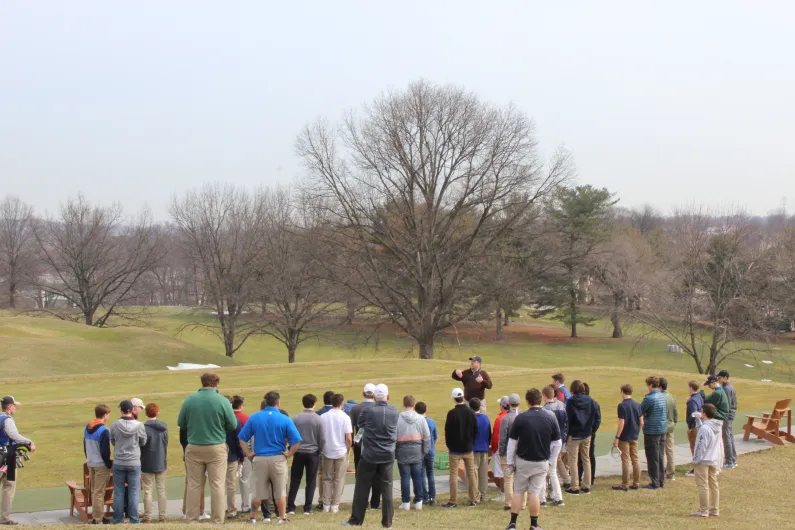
[641,389,667,435]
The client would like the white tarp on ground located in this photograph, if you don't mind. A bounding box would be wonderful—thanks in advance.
[167,363,220,371]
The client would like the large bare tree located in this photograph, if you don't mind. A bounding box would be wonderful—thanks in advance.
[0,195,35,308]
[33,195,162,326]
[170,183,268,357]
[297,80,572,359]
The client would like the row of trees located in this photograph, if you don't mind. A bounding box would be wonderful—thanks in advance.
[2,81,794,373]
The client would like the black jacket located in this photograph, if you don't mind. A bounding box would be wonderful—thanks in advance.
[445,404,478,454]
[141,420,169,474]
[358,401,399,464]
[566,394,598,440]
[226,419,245,463]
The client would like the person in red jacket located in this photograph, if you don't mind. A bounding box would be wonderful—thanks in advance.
[490,396,510,501]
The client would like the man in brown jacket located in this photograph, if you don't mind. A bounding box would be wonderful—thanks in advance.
[452,356,493,401]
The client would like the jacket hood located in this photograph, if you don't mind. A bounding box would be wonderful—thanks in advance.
[400,410,422,424]
[115,417,143,434]
[145,419,168,432]
[568,393,591,410]
[86,420,106,433]
[703,419,722,435]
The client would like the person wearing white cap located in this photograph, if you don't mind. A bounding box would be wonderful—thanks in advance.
[342,384,399,528]
[0,396,35,526]
[442,388,478,508]
[131,398,145,420]
[348,383,381,511]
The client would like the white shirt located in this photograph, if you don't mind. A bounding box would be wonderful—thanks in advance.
[321,408,353,459]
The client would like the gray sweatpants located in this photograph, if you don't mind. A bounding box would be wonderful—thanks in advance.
[722,418,736,466]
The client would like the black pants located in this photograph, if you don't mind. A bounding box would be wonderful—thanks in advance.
[347,459,393,528]
[578,433,597,485]
[644,433,666,487]
[287,452,320,513]
[353,443,381,508]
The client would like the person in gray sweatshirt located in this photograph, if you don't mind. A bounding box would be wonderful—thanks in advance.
[717,370,738,468]
[140,403,168,522]
[395,395,431,511]
[110,400,147,524]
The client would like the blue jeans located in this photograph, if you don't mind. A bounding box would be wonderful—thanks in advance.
[422,453,436,501]
[398,462,424,504]
[112,465,141,524]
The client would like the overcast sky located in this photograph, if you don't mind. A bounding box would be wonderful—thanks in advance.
[1,1,793,220]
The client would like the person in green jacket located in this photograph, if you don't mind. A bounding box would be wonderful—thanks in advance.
[177,372,238,525]
[659,378,678,481]
[703,376,729,420]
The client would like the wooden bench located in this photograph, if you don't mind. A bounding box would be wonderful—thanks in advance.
[742,398,795,446]
[65,463,114,523]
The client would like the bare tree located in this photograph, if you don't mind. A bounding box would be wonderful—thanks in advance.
[297,80,572,359]
[32,195,162,326]
[0,195,35,308]
[170,183,268,357]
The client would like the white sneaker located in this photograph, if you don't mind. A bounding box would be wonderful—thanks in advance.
[413,500,423,511]
[250,517,257,524]
[399,502,411,511]
[492,493,505,502]
[323,505,331,513]
[277,518,289,525]
[331,505,340,514]
[199,513,211,521]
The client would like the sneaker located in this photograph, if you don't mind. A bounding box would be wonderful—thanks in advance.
[690,512,709,518]
[227,512,239,520]
[629,485,639,490]
[612,485,628,491]
[263,517,272,523]
[530,526,543,530]
[506,524,517,530]
[551,500,565,507]
[685,470,695,477]
[199,513,211,521]
[643,484,659,490]
[277,519,290,525]
[427,499,436,506]
[331,505,340,514]
[316,504,323,512]
[540,501,548,508]
[250,518,258,525]
[286,511,295,516]
[467,500,478,507]
[413,500,423,511]
[399,503,411,511]
[323,505,331,513]
[581,488,590,494]
[562,483,571,490]
[710,512,720,517]
[492,493,505,502]
[728,463,738,469]
[666,476,676,481]
[564,488,580,495]
[442,502,457,509]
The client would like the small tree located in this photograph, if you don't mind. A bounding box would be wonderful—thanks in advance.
[0,195,35,308]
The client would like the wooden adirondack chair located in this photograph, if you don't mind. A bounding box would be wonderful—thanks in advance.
[65,463,114,523]
[742,398,795,446]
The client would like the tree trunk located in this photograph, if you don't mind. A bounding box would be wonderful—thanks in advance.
[504,312,510,327]
[344,301,355,325]
[569,271,578,338]
[287,343,297,364]
[418,339,434,360]
[495,307,504,341]
[84,311,93,326]
[611,294,623,338]
[571,321,578,338]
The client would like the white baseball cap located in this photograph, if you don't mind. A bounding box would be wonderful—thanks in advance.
[451,388,464,399]
[374,384,389,399]
[363,383,376,394]
[131,398,145,409]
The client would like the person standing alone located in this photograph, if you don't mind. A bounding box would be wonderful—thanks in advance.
[110,400,147,524]
[640,376,667,489]
[717,370,738,469]
[452,356,493,401]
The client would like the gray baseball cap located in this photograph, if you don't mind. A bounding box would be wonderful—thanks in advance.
[508,393,521,405]
[497,395,510,407]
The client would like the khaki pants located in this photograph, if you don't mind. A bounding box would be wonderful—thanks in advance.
[239,458,252,511]
[473,452,489,502]
[321,455,348,506]
[226,461,239,513]
[449,452,477,504]
[317,456,324,505]
[185,443,228,524]
[141,471,167,520]
[557,445,570,484]
[688,428,698,454]
[499,456,527,509]
[88,466,111,521]
[618,441,640,487]
[567,437,591,490]
[694,463,720,515]
[0,474,16,524]
[665,431,675,479]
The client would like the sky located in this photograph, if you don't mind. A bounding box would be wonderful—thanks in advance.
[1,1,793,220]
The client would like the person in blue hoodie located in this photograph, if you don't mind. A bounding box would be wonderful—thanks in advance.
[415,402,438,506]
[470,398,492,504]
[685,380,704,477]
[565,380,597,495]
[84,404,112,525]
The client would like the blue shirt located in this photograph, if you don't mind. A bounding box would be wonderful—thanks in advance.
[239,407,302,457]
[425,417,438,456]
[640,390,667,435]
[473,414,491,452]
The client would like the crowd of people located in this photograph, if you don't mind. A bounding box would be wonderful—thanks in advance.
[0,357,740,529]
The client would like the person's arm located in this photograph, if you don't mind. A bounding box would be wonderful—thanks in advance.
[471,411,479,441]
[421,418,431,456]
[673,399,679,425]
[164,425,169,448]
[139,424,148,446]
[223,400,238,432]
[452,369,464,381]
[345,416,353,451]
[506,419,520,466]
[109,424,115,446]
[593,402,602,433]
[614,419,625,448]
[444,410,455,449]
[490,415,501,454]
[179,427,188,451]
[640,396,650,417]
[551,416,561,442]
[2,417,33,445]
[692,429,706,464]
[486,418,492,447]
[480,371,493,390]
[100,429,112,468]
[283,420,303,457]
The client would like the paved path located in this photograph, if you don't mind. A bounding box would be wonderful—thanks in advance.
[13,435,775,525]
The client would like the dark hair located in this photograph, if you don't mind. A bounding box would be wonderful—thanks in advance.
[265,391,280,408]
[620,384,633,396]
[302,394,317,409]
[645,376,660,388]
[415,402,427,415]
[260,399,267,410]
[542,386,555,399]
[323,391,334,405]
[454,397,464,404]
[702,403,717,419]
[232,395,245,410]
[659,377,669,391]
[331,393,345,408]
[552,373,565,384]
[570,380,585,395]
[95,404,111,419]
[403,395,416,408]
[582,382,591,396]
[145,403,159,418]
[201,372,220,388]
[688,381,699,392]
[469,398,481,411]
[526,388,542,407]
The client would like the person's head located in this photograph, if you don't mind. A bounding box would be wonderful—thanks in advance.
[1,396,21,415]
[94,404,111,421]
[498,395,510,410]
[131,398,145,417]
[323,391,335,406]
[702,403,717,419]
[119,400,134,417]
[688,381,699,395]
[704,375,719,390]
[374,384,389,402]
[232,395,245,411]
[645,376,660,391]
[265,391,280,409]
[469,356,483,371]
[302,393,317,410]
[717,370,730,385]
[260,399,267,410]
[415,401,427,416]
[525,388,543,408]
[451,388,465,404]
[331,393,345,409]
[570,380,585,395]
[469,398,481,412]
[620,383,633,397]
[403,395,416,410]
[582,382,591,396]
[363,383,376,400]
[145,403,159,419]
[659,377,669,392]
[201,372,220,389]
[552,373,565,389]
[508,393,521,409]
[541,386,555,402]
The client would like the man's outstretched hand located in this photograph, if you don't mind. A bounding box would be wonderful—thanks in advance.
[455,369,463,378]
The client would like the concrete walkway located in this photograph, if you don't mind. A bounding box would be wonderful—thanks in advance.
[12,435,775,525]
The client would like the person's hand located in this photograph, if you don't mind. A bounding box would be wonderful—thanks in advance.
[247,453,255,461]
[282,451,291,459]
[504,464,515,475]
[29,443,36,453]
[475,375,484,384]
[455,369,463,378]
[612,439,619,449]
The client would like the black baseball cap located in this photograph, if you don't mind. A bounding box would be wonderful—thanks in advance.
[119,400,134,413]
[717,370,730,378]
[1,396,20,407]
[704,375,719,386]
[469,356,483,363]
